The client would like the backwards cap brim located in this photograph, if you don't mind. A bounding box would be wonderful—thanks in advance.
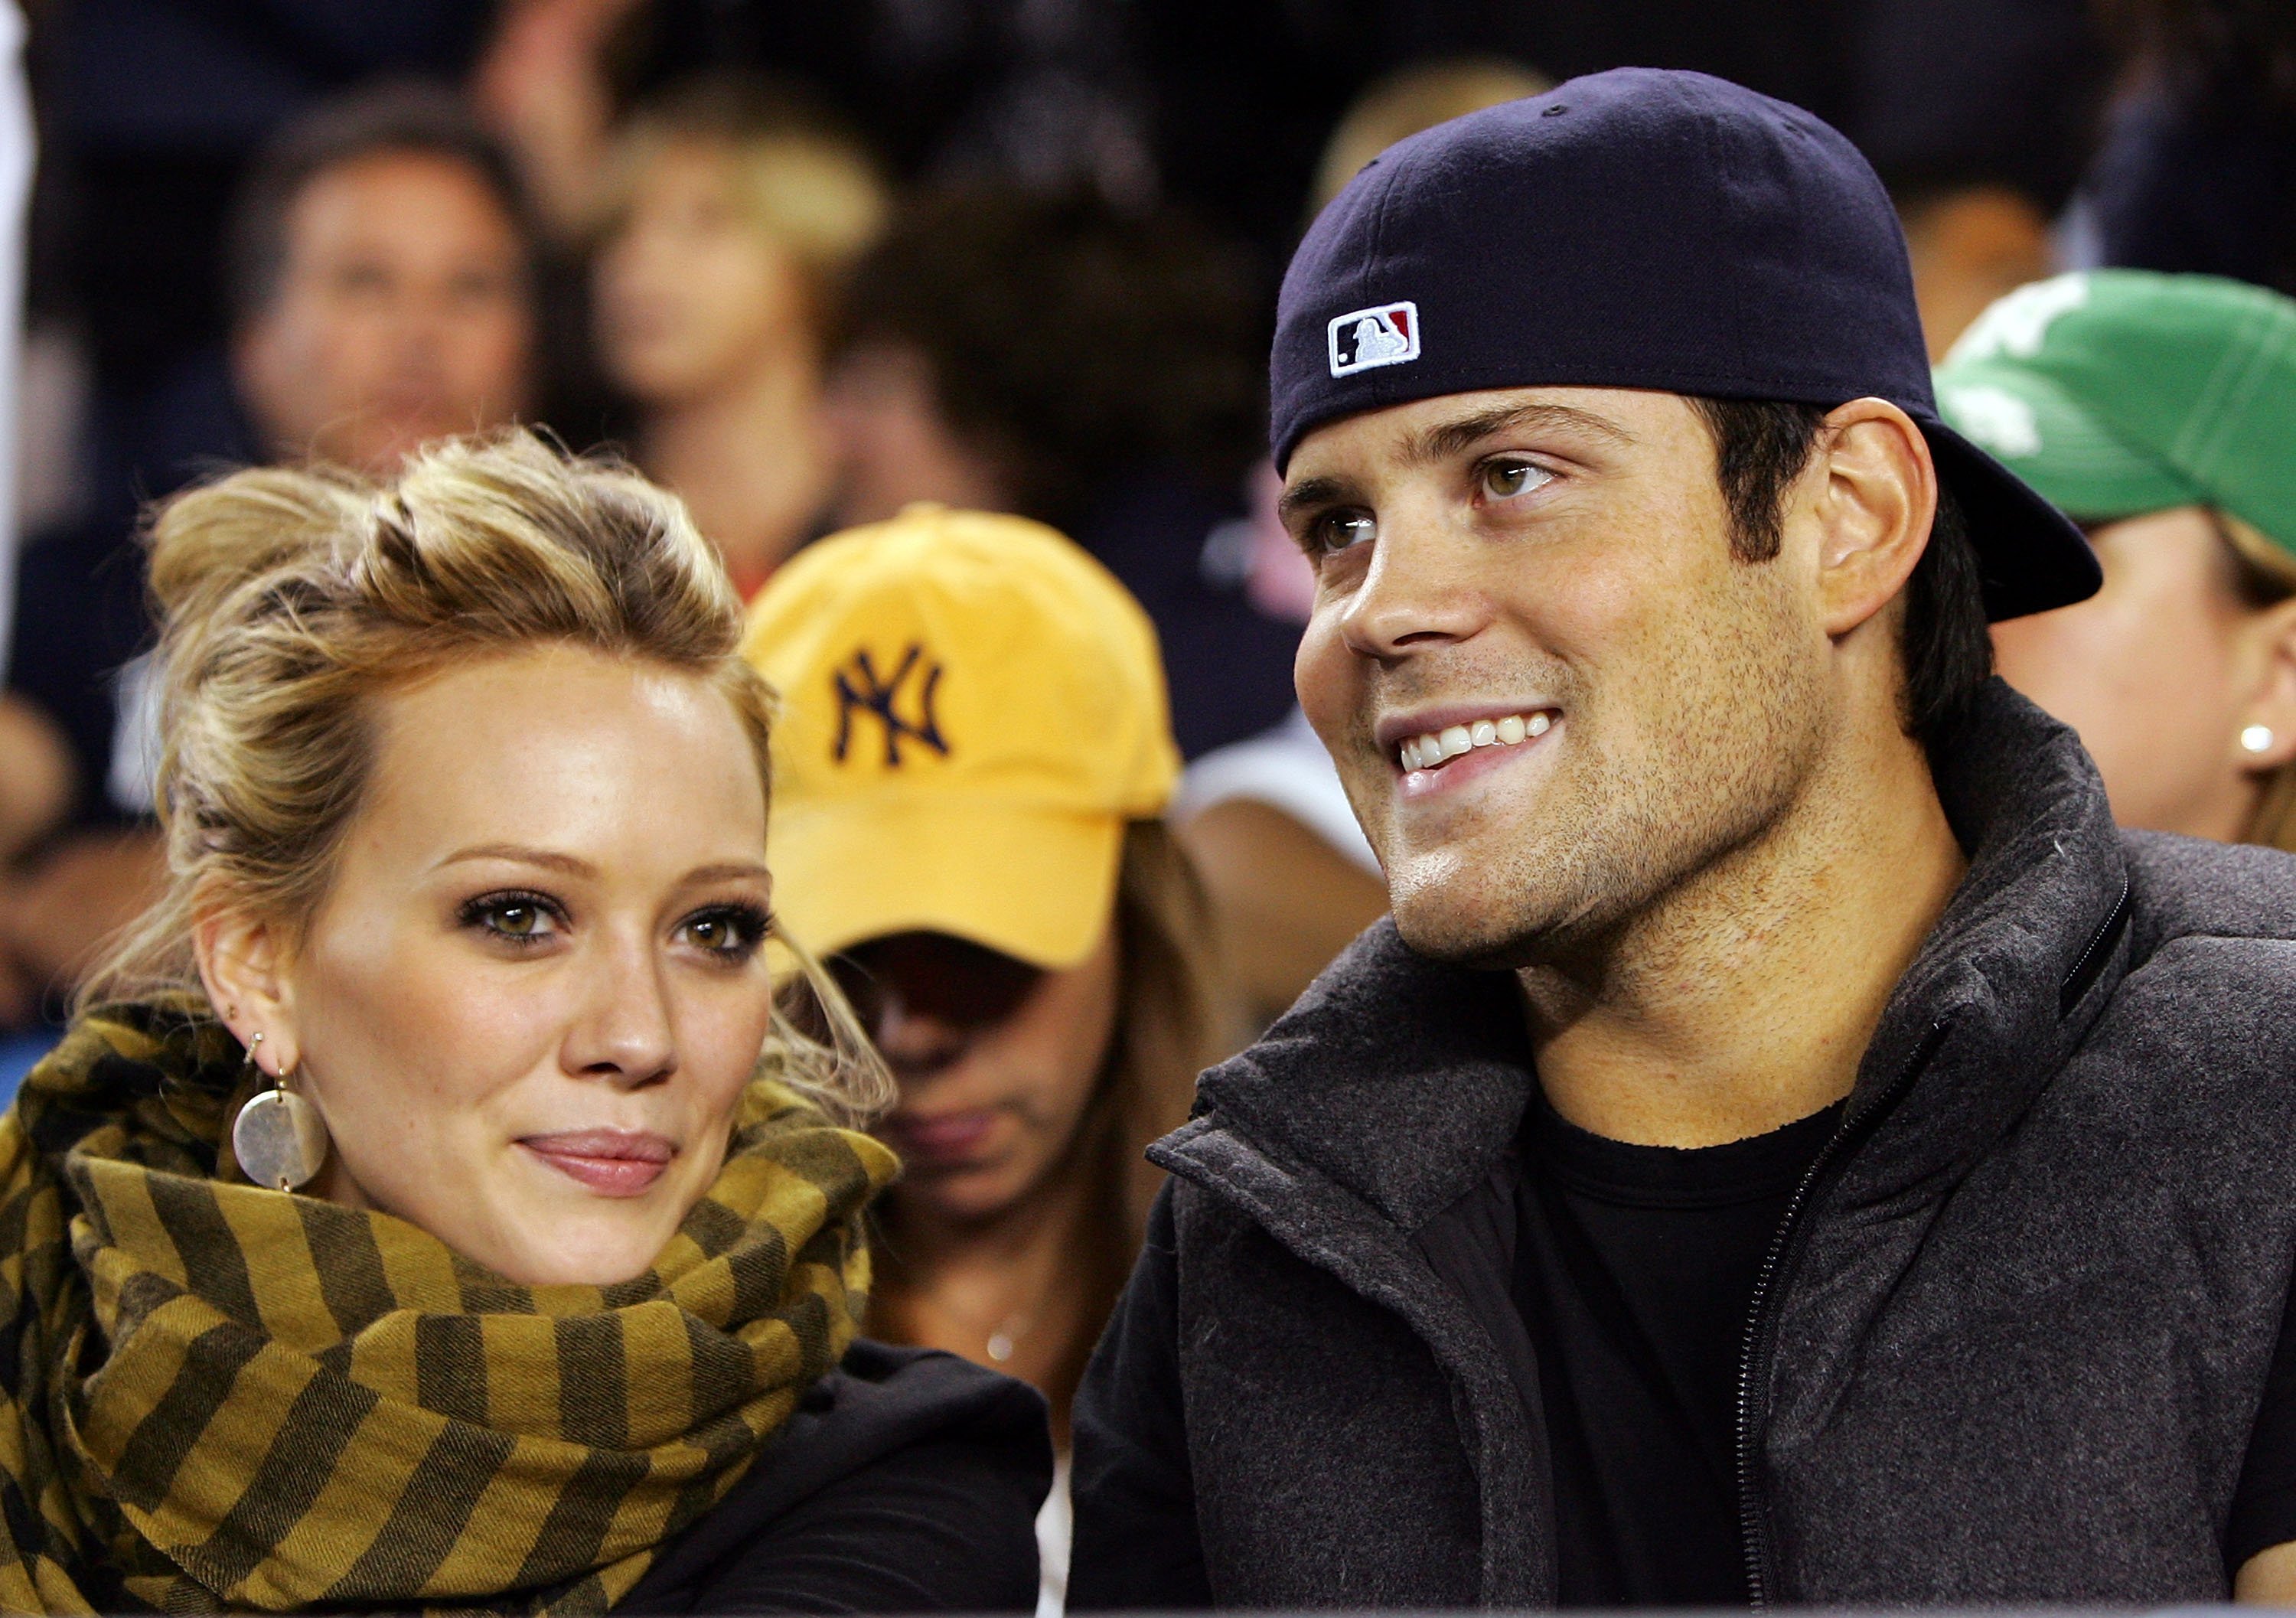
[1920,415,2102,622]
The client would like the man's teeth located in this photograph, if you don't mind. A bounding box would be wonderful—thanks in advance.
[1400,712,1552,771]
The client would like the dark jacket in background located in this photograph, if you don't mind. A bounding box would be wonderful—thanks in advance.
[621,1340,1051,1613]
[1070,682,2296,1606]
[2089,76,2296,299]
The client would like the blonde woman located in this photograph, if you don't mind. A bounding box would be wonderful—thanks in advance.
[592,76,885,598]
[0,433,1047,1613]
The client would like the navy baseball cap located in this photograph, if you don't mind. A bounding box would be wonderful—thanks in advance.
[1271,67,2100,621]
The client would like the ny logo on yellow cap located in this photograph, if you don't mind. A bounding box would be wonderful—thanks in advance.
[833,644,950,767]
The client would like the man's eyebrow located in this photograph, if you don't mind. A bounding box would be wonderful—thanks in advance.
[1276,474,1354,526]
[1405,402,1636,468]
[1277,403,1635,523]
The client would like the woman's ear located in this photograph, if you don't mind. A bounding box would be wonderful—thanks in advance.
[194,907,300,1076]
[2232,595,2296,772]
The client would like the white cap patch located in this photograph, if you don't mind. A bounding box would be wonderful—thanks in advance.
[1945,273,2091,365]
[1941,383,2043,458]
[1328,302,1420,377]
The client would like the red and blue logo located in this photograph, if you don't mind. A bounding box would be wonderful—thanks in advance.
[1327,302,1420,377]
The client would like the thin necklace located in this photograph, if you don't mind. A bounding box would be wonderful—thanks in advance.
[984,1309,1035,1365]
[931,1290,1041,1364]
[879,1265,1048,1365]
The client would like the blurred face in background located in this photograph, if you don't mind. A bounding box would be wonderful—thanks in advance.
[821,342,1013,527]
[236,150,535,476]
[833,929,1118,1227]
[1991,507,2296,840]
[594,139,815,407]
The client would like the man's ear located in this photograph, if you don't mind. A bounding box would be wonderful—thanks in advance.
[2232,595,2296,773]
[1811,396,1938,639]
[194,904,301,1077]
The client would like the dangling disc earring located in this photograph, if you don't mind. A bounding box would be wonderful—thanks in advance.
[231,1032,330,1192]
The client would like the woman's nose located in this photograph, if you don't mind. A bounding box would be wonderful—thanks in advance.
[565,943,678,1088]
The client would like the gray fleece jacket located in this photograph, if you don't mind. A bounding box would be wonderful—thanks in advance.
[1069,682,2296,1608]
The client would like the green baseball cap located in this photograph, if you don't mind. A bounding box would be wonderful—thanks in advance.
[1934,269,2296,555]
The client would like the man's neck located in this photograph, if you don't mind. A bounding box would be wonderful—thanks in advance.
[641,350,826,588]
[1521,719,1966,1148]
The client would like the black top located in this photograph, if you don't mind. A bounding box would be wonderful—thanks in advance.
[615,1340,1051,1614]
[1512,1092,2296,1606]
[1512,1094,1842,1607]
[2087,78,2296,300]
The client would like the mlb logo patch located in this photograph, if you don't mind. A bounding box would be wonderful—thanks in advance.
[1328,302,1420,377]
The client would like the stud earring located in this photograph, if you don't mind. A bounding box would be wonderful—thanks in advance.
[230,1032,329,1192]
[2243,724,2278,755]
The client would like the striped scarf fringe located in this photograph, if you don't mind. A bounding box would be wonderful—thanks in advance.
[0,996,895,1613]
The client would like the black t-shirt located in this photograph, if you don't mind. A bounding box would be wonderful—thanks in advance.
[1513,1089,2296,1607]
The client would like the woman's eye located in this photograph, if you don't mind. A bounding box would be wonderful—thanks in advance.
[1482,459,1550,500]
[1309,511,1376,556]
[680,906,768,960]
[463,893,563,945]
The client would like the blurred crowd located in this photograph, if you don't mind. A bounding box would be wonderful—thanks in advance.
[0,0,2290,1608]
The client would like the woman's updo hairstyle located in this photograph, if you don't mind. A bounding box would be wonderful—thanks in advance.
[86,429,888,1122]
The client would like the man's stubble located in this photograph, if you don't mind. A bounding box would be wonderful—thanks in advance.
[1375,583,1832,977]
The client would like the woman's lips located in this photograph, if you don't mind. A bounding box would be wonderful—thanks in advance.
[519,1130,674,1197]
[879,1110,999,1168]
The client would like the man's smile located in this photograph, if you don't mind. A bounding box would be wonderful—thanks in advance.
[1393,708,1557,773]
[1374,703,1567,801]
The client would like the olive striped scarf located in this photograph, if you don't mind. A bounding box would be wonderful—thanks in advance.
[0,997,895,1613]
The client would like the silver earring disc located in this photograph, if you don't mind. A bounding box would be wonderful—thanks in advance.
[231,1088,328,1191]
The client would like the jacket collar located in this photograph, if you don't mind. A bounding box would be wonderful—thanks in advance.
[1185,680,2132,1231]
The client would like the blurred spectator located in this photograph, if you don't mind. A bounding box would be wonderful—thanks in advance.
[479,0,1151,240]
[0,0,29,657]
[1174,708,1381,1028]
[1307,55,1553,220]
[1896,187,2063,360]
[2084,0,2296,296]
[474,0,650,240]
[230,85,536,473]
[743,504,1229,1613]
[613,2,1141,191]
[0,85,540,1035]
[1140,0,1874,289]
[827,188,1293,758]
[1937,269,2296,843]
[0,3,70,943]
[592,76,884,596]
[53,1,491,516]
[1849,0,2107,354]
[1172,464,1384,1028]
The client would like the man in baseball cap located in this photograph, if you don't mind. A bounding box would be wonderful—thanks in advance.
[1938,270,2296,851]
[1071,70,2296,1609]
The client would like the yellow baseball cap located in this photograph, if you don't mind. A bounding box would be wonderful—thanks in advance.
[742,504,1180,969]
